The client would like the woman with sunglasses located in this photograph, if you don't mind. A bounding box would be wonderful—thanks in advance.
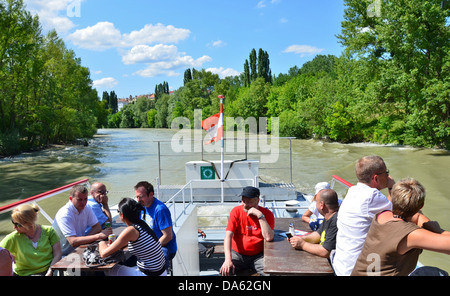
[0,204,61,276]
[98,198,166,276]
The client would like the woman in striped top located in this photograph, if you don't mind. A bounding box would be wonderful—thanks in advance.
[99,198,166,276]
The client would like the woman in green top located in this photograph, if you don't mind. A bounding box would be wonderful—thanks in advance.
[0,204,62,276]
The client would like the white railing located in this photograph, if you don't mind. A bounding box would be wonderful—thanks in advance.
[161,177,256,227]
[162,174,354,226]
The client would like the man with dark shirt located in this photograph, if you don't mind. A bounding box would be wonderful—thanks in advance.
[289,189,339,259]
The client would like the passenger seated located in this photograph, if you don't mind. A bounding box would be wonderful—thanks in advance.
[219,186,274,276]
[351,178,450,276]
[98,198,166,276]
[289,189,339,259]
[54,185,112,255]
[0,204,61,276]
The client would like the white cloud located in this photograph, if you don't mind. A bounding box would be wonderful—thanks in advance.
[207,40,226,48]
[24,0,79,34]
[121,44,212,77]
[68,22,191,51]
[123,23,190,45]
[122,44,179,64]
[68,22,122,50]
[256,0,280,9]
[206,67,240,78]
[93,77,118,89]
[256,1,266,9]
[283,45,324,57]
[134,55,212,78]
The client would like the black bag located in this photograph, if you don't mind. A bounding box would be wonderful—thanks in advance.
[82,242,125,268]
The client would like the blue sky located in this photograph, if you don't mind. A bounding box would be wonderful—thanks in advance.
[24,0,346,99]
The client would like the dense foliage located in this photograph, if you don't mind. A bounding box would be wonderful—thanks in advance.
[108,0,449,149]
[0,0,102,156]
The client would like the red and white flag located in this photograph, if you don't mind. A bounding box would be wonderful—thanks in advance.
[202,112,223,144]
[202,100,223,145]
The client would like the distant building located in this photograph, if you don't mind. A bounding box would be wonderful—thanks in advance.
[117,97,133,111]
[117,91,175,111]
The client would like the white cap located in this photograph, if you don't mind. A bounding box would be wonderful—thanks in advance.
[315,182,331,195]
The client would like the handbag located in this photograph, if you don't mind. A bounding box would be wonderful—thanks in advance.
[82,242,125,268]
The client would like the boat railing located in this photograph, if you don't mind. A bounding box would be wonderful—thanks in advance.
[331,175,354,188]
[160,177,256,227]
[163,174,354,227]
[0,179,90,224]
[155,137,296,184]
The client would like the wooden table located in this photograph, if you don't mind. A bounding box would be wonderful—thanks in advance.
[264,218,334,276]
[51,220,128,275]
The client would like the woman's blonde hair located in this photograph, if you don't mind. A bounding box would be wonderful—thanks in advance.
[11,204,40,229]
[391,178,425,218]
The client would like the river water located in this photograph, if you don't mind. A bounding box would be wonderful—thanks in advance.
[1,128,449,272]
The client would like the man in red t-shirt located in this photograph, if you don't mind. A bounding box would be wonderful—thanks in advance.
[220,186,275,276]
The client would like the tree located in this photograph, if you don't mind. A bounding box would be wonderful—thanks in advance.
[134,97,153,128]
[231,77,271,120]
[155,81,169,101]
[299,55,337,75]
[249,48,257,82]
[183,68,192,85]
[155,94,169,128]
[120,105,135,128]
[258,48,272,83]
[338,0,449,148]
[146,109,157,128]
[109,91,118,113]
[245,48,272,85]
[0,0,100,155]
[243,59,250,87]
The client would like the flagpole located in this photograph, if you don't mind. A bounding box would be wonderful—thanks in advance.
[218,95,225,203]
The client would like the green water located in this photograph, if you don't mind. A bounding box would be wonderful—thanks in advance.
[1,128,449,272]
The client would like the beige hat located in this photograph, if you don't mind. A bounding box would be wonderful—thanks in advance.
[315,182,331,195]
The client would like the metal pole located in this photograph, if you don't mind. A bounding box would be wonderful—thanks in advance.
[289,138,293,183]
[219,95,225,203]
[157,141,161,184]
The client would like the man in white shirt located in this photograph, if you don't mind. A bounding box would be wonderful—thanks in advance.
[332,155,394,276]
[54,185,112,255]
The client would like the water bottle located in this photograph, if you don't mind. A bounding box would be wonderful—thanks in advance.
[289,222,295,237]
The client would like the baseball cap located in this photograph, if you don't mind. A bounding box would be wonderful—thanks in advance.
[315,182,331,195]
[239,186,260,198]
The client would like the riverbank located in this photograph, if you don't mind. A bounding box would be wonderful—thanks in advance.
[0,138,90,159]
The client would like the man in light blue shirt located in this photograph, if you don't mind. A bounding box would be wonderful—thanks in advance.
[86,182,112,234]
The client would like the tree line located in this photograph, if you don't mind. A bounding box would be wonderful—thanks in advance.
[0,0,102,156]
[1,0,448,157]
[108,0,448,150]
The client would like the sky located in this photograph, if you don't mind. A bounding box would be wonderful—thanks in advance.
[23,0,346,99]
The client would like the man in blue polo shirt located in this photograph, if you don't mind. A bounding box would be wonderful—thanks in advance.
[134,181,177,269]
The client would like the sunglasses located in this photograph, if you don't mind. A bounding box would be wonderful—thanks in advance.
[376,169,390,175]
[11,220,23,228]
